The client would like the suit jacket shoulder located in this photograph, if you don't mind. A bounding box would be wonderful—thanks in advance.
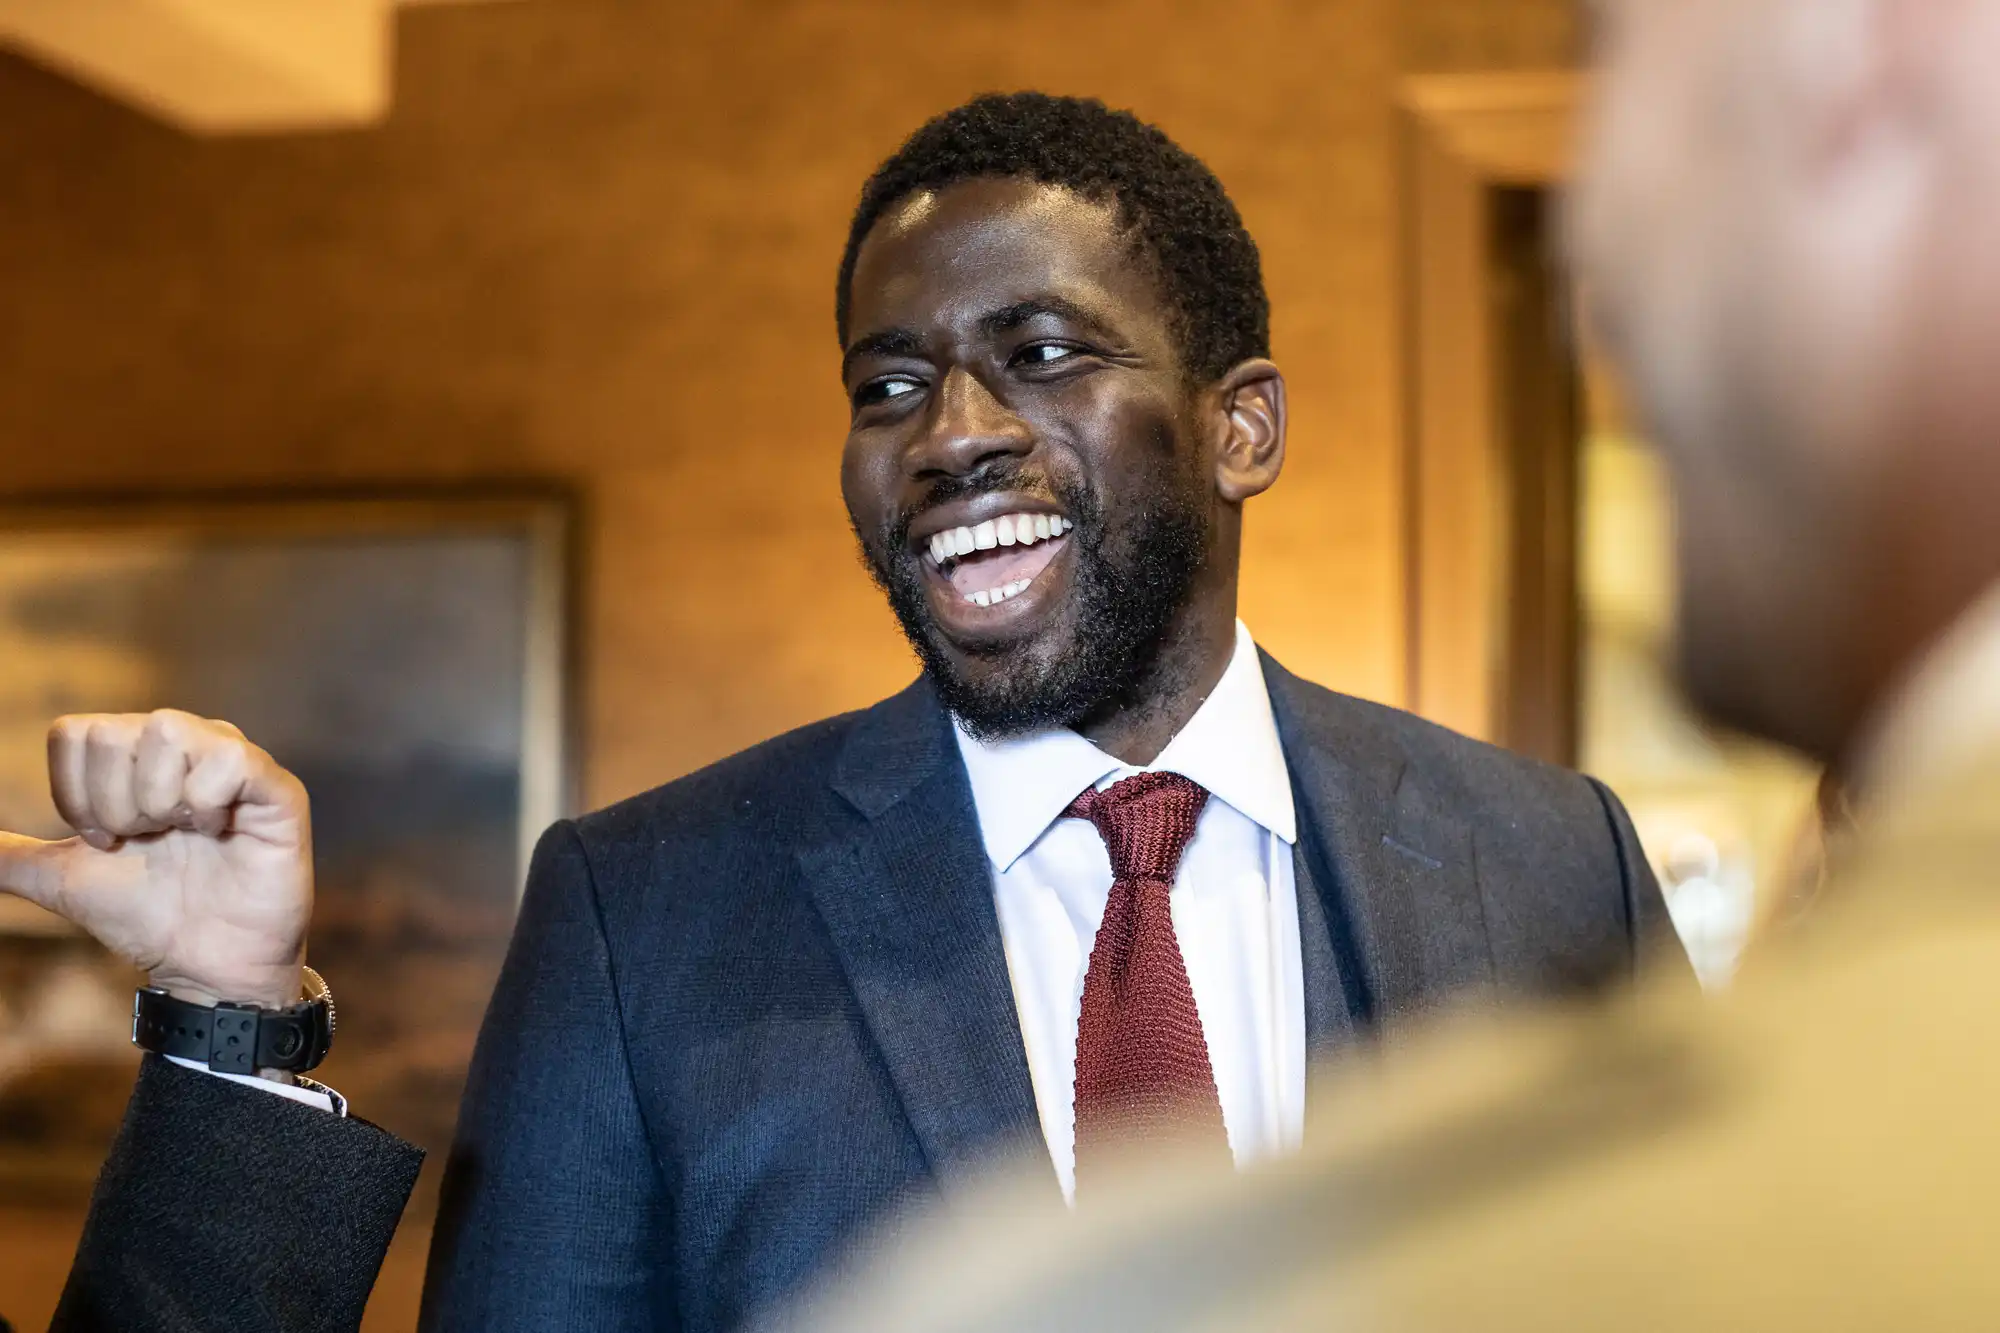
[560,681,948,958]
[574,701,870,847]
[569,676,945,864]
[1261,655,1678,1008]
[1262,658,1619,822]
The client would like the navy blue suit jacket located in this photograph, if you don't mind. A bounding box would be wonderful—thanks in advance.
[57,658,1673,1332]
[415,657,1675,1333]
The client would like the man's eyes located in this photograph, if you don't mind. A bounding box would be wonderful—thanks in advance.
[854,377,922,408]
[1012,343,1079,368]
[853,345,1083,410]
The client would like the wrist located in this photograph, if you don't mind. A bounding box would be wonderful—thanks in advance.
[152,963,303,1013]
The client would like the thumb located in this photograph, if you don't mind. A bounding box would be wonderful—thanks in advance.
[0,830,90,913]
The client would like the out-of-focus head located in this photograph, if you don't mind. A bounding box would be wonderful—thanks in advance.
[1573,0,2000,764]
[837,93,1284,740]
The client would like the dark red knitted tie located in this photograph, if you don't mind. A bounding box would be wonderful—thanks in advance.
[1066,770,1228,1187]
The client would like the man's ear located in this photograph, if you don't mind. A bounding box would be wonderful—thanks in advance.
[1211,359,1287,502]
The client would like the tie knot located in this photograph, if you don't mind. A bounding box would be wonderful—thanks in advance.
[1064,771,1210,883]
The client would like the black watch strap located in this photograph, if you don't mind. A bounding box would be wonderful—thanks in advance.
[131,983,334,1074]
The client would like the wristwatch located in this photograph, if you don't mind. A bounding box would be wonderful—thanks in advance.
[131,965,336,1075]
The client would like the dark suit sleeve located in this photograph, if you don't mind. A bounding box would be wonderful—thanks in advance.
[1585,776,1687,977]
[419,821,674,1331]
[54,1055,422,1333]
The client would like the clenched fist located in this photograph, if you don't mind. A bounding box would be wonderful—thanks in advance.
[0,710,311,1011]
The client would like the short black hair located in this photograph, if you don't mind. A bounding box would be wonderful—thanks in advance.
[836,92,1270,385]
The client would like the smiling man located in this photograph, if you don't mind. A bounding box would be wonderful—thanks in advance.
[38,94,1677,1333]
[426,93,1678,1329]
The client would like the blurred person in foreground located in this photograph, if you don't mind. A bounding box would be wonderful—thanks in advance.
[9,93,1678,1333]
[782,0,2000,1328]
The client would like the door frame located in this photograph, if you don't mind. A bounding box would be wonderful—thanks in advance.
[1400,71,1584,760]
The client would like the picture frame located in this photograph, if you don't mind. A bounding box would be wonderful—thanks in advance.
[0,491,573,1206]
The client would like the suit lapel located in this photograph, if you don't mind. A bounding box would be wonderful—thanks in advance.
[798,678,1048,1187]
[1291,829,1359,1054]
[1263,655,1496,1034]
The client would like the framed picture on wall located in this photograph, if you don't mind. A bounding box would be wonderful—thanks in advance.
[0,493,572,1208]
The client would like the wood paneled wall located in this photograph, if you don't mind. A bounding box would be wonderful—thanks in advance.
[0,0,1576,812]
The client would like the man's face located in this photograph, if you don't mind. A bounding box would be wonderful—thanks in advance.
[841,178,1218,739]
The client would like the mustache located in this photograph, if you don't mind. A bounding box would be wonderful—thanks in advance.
[884,461,1074,556]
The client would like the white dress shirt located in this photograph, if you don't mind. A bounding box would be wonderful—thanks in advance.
[954,620,1305,1202]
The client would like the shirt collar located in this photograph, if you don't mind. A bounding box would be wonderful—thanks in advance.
[952,621,1297,872]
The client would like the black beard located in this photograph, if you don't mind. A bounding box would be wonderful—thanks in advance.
[855,462,1210,740]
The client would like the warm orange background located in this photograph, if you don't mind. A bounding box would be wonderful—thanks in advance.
[0,0,1578,1325]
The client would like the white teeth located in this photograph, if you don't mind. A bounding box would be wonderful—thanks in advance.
[932,513,1070,569]
[966,577,1035,606]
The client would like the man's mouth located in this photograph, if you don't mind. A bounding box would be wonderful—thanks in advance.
[921,511,1073,609]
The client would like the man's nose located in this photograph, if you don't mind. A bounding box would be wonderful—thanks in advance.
[907,366,1034,479]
